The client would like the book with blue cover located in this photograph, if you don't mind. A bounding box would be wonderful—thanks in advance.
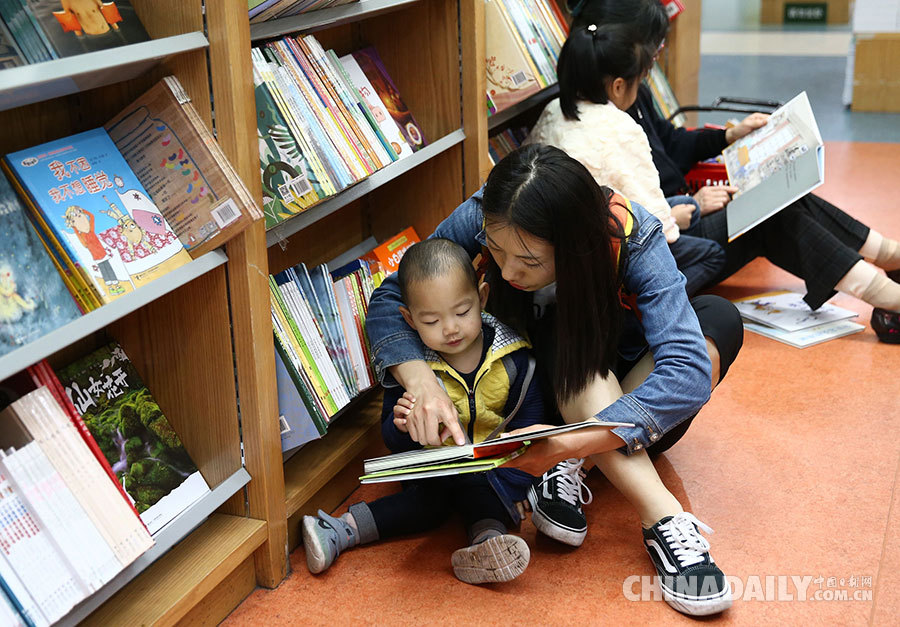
[3,128,191,305]
[274,342,324,453]
[0,172,80,359]
[23,0,149,59]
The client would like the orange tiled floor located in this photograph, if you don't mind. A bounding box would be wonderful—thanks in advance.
[224,142,900,626]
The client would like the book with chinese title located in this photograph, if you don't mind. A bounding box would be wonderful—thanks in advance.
[56,342,210,536]
[2,128,192,306]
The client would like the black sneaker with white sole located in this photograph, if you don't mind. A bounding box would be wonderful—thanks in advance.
[527,458,592,546]
[642,512,732,616]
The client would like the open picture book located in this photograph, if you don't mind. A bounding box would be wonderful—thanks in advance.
[723,91,824,241]
[733,291,864,348]
[360,420,634,484]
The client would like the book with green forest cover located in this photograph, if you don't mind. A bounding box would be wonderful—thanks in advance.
[56,341,210,535]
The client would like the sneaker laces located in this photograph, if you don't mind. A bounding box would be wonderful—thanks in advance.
[541,458,593,507]
[659,512,713,568]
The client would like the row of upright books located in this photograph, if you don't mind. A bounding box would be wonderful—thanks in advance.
[0,341,209,625]
[273,227,419,454]
[0,76,261,360]
[0,1,150,68]
[487,126,528,166]
[485,0,568,116]
[646,61,687,128]
[249,0,359,23]
[253,34,425,229]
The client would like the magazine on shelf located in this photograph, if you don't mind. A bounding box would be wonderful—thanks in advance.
[723,91,825,241]
[361,420,635,483]
[732,290,858,333]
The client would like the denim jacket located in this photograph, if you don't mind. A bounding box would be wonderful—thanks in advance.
[366,188,712,455]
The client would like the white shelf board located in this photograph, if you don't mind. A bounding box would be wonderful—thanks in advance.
[251,0,422,40]
[58,467,251,626]
[0,249,227,382]
[266,128,465,248]
[488,83,560,131]
[0,32,208,112]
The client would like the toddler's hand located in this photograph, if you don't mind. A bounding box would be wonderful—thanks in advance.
[392,392,416,433]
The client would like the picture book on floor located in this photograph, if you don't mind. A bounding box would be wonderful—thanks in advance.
[733,290,858,332]
[742,318,865,348]
[56,341,210,536]
[723,91,825,241]
[0,173,80,359]
[3,128,192,305]
[105,76,261,258]
[360,421,635,483]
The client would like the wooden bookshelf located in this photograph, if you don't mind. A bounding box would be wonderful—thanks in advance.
[0,0,272,623]
[0,32,208,112]
[0,1,707,621]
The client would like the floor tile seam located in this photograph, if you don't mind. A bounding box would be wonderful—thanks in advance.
[868,447,900,626]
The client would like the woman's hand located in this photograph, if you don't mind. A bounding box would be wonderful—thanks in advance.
[693,185,738,216]
[391,361,465,445]
[725,112,769,144]
[670,203,696,230]
[499,423,623,476]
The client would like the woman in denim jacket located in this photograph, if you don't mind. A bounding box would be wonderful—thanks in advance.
[366,145,741,616]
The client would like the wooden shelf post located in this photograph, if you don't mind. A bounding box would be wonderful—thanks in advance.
[205,0,289,589]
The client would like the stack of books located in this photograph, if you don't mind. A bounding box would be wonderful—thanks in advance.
[487,126,529,165]
[272,227,419,453]
[249,0,359,24]
[645,61,687,128]
[0,0,150,68]
[252,36,426,229]
[485,0,568,116]
[0,76,262,359]
[733,291,865,348]
[0,342,210,625]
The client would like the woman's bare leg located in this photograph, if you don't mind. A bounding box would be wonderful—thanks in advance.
[563,337,720,527]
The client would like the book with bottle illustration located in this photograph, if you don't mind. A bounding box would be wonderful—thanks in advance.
[2,127,192,305]
[56,341,210,535]
[0,173,80,359]
[105,76,262,258]
[733,291,864,348]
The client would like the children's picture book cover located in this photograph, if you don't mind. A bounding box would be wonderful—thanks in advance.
[274,344,324,453]
[485,0,541,114]
[733,290,858,333]
[57,342,210,536]
[24,0,150,58]
[253,67,326,228]
[106,76,258,258]
[350,47,426,153]
[4,127,191,304]
[0,173,80,359]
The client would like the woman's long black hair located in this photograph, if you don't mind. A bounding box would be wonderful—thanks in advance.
[482,144,628,403]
